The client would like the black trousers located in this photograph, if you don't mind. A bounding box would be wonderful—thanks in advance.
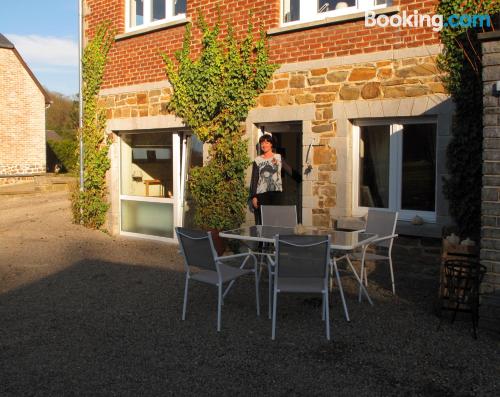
[253,191,283,225]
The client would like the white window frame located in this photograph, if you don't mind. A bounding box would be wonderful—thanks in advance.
[125,0,186,33]
[281,0,387,26]
[352,118,438,223]
[118,131,182,242]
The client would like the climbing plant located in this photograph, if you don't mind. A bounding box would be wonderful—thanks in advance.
[437,0,500,239]
[72,22,114,229]
[162,11,278,230]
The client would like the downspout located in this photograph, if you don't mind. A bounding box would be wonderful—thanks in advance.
[78,0,84,193]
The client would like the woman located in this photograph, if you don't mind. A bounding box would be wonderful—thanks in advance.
[249,134,300,224]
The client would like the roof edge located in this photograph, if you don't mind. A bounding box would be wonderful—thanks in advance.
[11,48,51,104]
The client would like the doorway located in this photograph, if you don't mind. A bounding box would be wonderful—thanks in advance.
[118,130,202,241]
[256,122,303,223]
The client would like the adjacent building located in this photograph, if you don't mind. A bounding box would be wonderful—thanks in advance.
[0,33,50,185]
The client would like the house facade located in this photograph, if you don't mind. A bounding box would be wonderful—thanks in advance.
[84,0,452,241]
[0,34,50,185]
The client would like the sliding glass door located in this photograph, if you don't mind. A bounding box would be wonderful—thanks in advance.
[119,131,181,240]
[119,130,203,241]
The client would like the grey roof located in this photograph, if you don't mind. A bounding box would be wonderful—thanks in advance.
[0,33,14,49]
[46,130,63,142]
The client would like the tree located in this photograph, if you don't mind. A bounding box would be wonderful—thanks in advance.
[162,11,278,230]
[437,0,500,239]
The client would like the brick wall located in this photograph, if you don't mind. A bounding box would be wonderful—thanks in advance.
[84,0,440,90]
[480,33,500,305]
[0,48,46,177]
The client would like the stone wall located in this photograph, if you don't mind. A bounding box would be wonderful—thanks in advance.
[0,48,46,178]
[99,52,447,230]
[479,32,500,310]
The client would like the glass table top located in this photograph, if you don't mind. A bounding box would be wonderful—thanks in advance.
[220,226,377,250]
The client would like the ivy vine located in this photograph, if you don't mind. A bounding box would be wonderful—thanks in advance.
[162,11,278,230]
[437,0,500,239]
[72,22,114,229]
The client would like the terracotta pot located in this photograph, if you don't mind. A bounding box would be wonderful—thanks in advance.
[208,228,226,256]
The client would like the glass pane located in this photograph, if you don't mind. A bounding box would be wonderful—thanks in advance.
[375,0,386,5]
[283,0,300,22]
[130,0,144,26]
[319,0,356,12]
[183,135,204,228]
[401,124,436,211]
[174,0,186,15]
[152,0,166,21]
[121,200,174,238]
[121,132,173,198]
[359,125,390,208]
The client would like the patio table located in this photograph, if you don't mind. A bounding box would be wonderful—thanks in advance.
[220,225,378,322]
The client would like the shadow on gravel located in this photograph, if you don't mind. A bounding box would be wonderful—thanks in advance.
[0,258,498,396]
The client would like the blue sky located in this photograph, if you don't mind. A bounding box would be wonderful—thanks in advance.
[1,0,79,96]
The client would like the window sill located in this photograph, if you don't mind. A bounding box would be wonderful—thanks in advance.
[267,6,399,36]
[115,18,191,41]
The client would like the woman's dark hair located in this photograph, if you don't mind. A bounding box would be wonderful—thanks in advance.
[259,134,274,146]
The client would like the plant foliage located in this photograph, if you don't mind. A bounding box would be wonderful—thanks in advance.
[437,0,500,239]
[72,22,114,229]
[47,139,78,173]
[162,11,278,230]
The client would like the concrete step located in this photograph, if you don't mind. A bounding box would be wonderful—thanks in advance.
[0,174,76,195]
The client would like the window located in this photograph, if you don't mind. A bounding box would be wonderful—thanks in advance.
[353,119,437,221]
[127,0,186,31]
[282,0,387,24]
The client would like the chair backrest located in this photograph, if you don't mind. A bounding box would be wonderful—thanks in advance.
[175,227,217,271]
[261,205,297,227]
[275,235,330,279]
[365,209,398,248]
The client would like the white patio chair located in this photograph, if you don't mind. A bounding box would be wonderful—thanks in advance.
[176,227,260,332]
[260,205,298,227]
[272,234,331,340]
[259,205,298,318]
[350,210,398,297]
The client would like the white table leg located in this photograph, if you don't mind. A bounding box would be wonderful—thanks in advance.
[345,255,373,306]
[331,257,350,322]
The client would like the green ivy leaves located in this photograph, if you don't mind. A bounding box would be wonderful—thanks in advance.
[72,22,114,229]
[162,10,278,230]
[437,0,500,238]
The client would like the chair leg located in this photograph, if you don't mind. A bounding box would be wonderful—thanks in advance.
[268,267,272,319]
[332,258,350,322]
[322,293,325,321]
[217,284,222,332]
[324,291,331,341]
[182,274,189,320]
[255,267,260,317]
[272,289,278,340]
[358,257,366,303]
[389,257,396,295]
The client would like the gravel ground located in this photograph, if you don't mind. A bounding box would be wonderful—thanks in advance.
[0,191,499,396]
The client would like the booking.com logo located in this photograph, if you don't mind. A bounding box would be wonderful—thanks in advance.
[365,10,492,32]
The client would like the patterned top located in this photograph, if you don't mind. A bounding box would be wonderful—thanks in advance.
[255,153,283,194]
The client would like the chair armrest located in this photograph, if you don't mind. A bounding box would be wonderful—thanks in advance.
[371,234,398,244]
[217,252,256,261]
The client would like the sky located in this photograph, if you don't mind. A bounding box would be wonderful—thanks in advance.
[1,0,79,97]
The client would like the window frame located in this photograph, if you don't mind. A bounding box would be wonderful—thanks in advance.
[281,0,388,26]
[125,0,186,33]
[352,117,438,222]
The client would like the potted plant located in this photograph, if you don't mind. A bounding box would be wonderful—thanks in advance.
[162,11,278,253]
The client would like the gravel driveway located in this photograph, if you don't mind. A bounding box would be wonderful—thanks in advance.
[0,191,498,396]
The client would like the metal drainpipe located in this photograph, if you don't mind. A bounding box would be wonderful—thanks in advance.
[78,0,84,193]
